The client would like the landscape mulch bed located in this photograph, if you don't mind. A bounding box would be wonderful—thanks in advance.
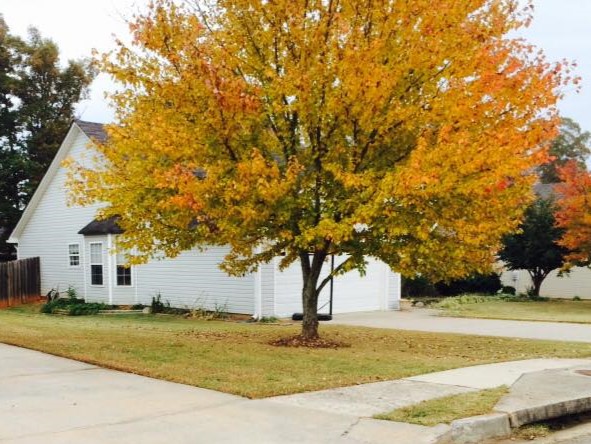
[270,335,351,349]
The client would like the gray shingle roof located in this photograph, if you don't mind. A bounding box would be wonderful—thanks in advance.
[75,120,107,143]
[78,217,124,236]
[533,183,557,200]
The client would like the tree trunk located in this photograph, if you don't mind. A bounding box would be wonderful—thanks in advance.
[529,271,546,297]
[531,277,542,297]
[299,250,327,340]
[302,277,320,340]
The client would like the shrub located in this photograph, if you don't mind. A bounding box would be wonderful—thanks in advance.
[187,302,229,320]
[66,286,78,300]
[40,297,108,315]
[501,286,516,295]
[435,273,502,296]
[435,294,494,310]
[150,294,167,314]
[66,302,108,315]
[401,275,438,298]
[573,296,582,301]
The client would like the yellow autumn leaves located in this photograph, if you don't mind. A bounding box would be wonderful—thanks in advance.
[67,0,567,282]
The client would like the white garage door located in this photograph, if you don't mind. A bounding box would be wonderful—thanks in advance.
[273,255,392,317]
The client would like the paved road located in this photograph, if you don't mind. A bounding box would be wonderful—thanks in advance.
[496,422,591,444]
[332,309,591,343]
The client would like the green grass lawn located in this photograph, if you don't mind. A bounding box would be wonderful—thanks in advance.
[375,386,509,426]
[438,298,591,324]
[2,304,591,398]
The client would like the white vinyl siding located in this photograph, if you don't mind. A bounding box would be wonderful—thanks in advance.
[388,271,402,310]
[16,128,102,299]
[260,261,276,317]
[500,266,591,299]
[135,247,255,314]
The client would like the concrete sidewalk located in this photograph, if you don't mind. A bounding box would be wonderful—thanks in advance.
[269,359,591,417]
[332,309,591,343]
[0,343,436,444]
[4,343,591,444]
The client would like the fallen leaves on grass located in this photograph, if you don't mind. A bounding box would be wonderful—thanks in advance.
[270,335,351,349]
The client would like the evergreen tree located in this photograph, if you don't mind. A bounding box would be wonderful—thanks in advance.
[0,16,94,256]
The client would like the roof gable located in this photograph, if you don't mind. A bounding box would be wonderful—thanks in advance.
[8,121,106,243]
[75,120,107,143]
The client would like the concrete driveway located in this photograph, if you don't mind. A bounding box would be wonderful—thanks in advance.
[0,343,427,444]
[332,309,591,343]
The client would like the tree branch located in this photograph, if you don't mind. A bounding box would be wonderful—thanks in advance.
[315,255,355,295]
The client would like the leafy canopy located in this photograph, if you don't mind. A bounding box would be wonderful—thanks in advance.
[0,16,94,254]
[556,161,591,265]
[539,117,591,184]
[69,0,567,283]
[499,197,569,295]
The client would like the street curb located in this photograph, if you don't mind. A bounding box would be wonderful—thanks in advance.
[436,413,511,444]
[499,396,591,428]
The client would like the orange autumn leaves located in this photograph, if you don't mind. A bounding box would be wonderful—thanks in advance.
[68,0,568,281]
[556,162,591,265]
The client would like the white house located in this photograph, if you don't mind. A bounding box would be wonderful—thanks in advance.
[8,120,401,317]
[498,183,591,300]
[500,267,591,300]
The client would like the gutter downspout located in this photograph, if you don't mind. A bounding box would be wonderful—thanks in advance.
[254,267,263,319]
[107,234,113,305]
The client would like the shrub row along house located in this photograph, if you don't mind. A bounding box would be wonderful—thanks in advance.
[8,121,401,317]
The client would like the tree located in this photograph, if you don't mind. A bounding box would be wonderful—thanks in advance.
[0,16,94,255]
[555,161,591,265]
[0,17,25,257]
[69,0,567,340]
[498,197,569,297]
[539,117,591,184]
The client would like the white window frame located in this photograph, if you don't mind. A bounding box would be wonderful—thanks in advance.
[115,252,133,287]
[89,242,104,287]
[68,243,81,268]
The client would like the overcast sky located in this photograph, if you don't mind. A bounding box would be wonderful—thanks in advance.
[2,1,590,133]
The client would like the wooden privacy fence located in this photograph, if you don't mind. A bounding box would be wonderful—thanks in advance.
[0,257,41,308]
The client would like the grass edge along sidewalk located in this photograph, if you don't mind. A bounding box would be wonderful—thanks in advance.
[1,304,591,398]
[436,296,591,324]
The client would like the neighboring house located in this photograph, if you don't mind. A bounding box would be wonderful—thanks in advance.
[8,121,401,317]
[500,267,591,299]
[499,183,591,299]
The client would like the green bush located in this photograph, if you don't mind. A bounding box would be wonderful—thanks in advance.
[499,294,549,303]
[435,294,495,310]
[40,297,109,316]
[66,286,78,299]
[435,273,502,296]
[150,294,169,314]
[501,285,516,295]
[401,276,438,298]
